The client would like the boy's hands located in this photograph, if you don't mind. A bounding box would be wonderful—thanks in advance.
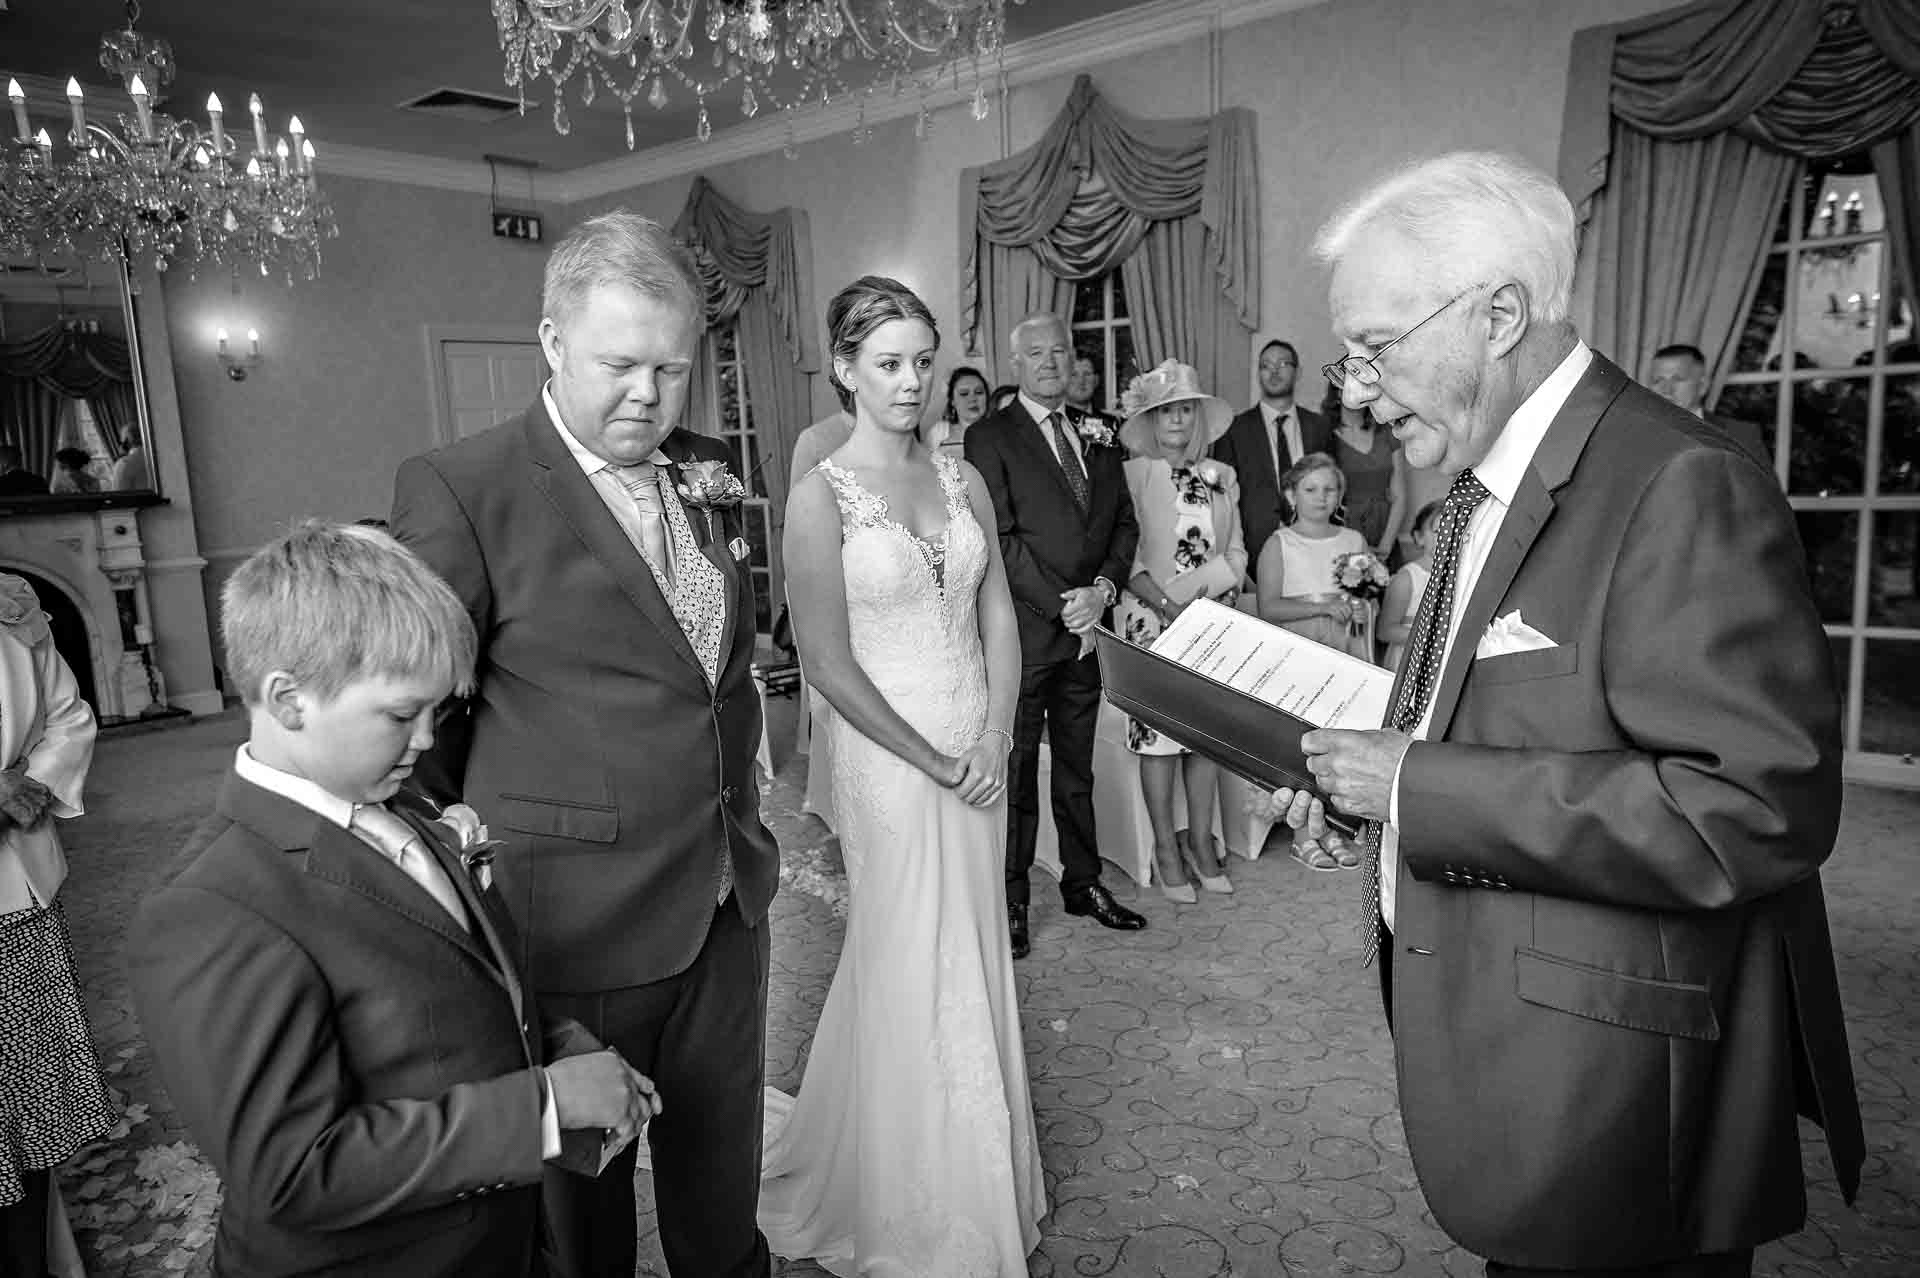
[546,1049,662,1152]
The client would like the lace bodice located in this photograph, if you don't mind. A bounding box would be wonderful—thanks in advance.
[816,454,988,754]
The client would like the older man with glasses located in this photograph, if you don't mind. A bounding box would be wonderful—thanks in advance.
[1264,151,1862,1278]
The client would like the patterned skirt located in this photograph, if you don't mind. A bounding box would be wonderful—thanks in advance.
[1114,593,1186,757]
[0,902,115,1207]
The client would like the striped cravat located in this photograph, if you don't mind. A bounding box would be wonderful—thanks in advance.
[350,802,470,932]
[1359,468,1490,964]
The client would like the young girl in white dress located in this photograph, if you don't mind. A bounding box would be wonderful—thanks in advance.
[1255,452,1368,871]
[767,276,1045,1276]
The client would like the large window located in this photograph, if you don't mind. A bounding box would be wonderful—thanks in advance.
[712,322,775,635]
[1071,272,1139,414]
[1717,158,1920,775]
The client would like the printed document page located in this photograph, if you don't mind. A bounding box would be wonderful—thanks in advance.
[1149,599,1393,729]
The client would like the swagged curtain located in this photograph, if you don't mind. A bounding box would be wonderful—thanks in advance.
[671,176,819,506]
[1560,0,1920,397]
[959,74,1259,403]
[0,324,138,477]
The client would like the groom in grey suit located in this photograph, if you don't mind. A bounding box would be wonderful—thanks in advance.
[391,211,778,1278]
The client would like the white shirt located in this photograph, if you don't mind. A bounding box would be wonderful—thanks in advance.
[233,744,562,1158]
[1261,401,1304,474]
[1021,390,1085,470]
[1381,342,1593,930]
[544,383,672,561]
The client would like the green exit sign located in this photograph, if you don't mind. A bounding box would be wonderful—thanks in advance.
[492,212,543,242]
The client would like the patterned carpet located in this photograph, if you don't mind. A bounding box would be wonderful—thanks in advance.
[51,707,1920,1277]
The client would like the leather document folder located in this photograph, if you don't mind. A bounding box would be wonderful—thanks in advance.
[1092,624,1362,834]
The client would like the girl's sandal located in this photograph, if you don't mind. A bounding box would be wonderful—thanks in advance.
[1291,838,1342,873]
[1326,833,1363,870]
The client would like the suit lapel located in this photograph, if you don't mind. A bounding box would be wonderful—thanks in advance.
[393,803,525,1022]
[1423,355,1627,740]
[220,774,503,975]
[520,409,707,685]
[1008,406,1090,521]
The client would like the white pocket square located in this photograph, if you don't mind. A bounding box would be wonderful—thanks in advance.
[1476,611,1558,659]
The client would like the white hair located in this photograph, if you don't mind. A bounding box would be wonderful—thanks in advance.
[1008,312,1067,355]
[1313,151,1577,327]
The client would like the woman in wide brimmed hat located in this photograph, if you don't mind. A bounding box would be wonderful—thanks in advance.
[1113,359,1244,903]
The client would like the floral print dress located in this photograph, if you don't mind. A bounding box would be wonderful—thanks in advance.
[1115,458,1247,755]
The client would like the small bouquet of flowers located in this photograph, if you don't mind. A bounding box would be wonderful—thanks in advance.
[1330,549,1391,635]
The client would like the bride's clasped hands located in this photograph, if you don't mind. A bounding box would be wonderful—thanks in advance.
[940,729,1013,806]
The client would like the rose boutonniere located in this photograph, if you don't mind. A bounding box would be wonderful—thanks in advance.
[436,803,504,892]
[1076,416,1117,449]
[675,459,750,541]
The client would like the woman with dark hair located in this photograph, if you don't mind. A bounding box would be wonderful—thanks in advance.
[923,364,990,455]
[764,276,1045,1272]
[1320,379,1407,556]
[49,449,98,496]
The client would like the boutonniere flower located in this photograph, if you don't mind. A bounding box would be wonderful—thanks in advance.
[1076,417,1117,449]
[435,803,504,892]
[675,459,749,540]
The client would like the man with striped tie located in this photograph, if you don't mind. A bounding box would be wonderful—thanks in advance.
[1262,152,1861,1278]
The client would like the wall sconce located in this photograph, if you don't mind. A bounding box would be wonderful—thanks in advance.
[216,326,262,381]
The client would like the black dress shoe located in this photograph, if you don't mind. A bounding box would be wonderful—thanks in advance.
[1008,903,1031,959]
[1063,883,1147,930]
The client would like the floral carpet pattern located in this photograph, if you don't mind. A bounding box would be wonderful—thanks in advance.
[52,708,1920,1276]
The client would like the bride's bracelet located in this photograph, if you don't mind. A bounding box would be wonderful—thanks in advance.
[982,727,1015,754]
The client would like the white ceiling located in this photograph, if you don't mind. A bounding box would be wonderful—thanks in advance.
[1,0,1164,173]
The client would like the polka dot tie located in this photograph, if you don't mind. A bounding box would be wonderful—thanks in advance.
[1358,467,1490,963]
[1048,412,1090,510]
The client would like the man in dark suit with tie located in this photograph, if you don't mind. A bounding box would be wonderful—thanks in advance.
[1284,152,1863,1277]
[391,212,778,1278]
[1648,342,1771,467]
[1211,339,1331,580]
[965,311,1147,959]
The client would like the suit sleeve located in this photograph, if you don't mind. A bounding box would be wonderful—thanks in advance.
[1100,449,1140,592]
[389,455,490,805]
[127,886,546,1231]
[965,426,1074,619]
[1398,447,1842,911]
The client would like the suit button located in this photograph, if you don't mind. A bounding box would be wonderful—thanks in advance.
[721,786,737,803]
[713,697,726,713]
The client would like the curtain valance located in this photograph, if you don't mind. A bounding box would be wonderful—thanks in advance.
[958,73,1258,363]
[0,324,134,399]
[671,175,819,374]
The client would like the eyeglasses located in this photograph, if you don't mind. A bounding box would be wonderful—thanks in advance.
[1321,285,1485,390]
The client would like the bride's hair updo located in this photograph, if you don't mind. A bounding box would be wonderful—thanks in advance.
[826,276,939,400]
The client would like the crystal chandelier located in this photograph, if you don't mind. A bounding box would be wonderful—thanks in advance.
[0,1,338,282]
[494,0,1013,149]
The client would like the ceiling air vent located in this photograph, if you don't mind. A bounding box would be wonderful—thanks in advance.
[398,87,526,124]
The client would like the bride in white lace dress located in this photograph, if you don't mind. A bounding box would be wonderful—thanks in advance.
[764,276,1046,1275]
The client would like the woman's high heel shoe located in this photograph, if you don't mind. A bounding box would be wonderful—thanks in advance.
[1154,839,1197,904]
[1180,830,1235,895]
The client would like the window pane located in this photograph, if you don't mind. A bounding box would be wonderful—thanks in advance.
[1795,510,1859,624]
[718,367,742,432]
[1733,253,1786,374]
[745,434,765,496]
[1884,373,1920,494]
[1787,376,1868,496]
[724,437,744,476]
[1870,511,1920,628]
[1114,326,1140,398]
[1795,241,1883,370]
[1892,283,1918,365]
[1713,383,1777,462]
[1071,281,1103,326]
[1111,273,1129,320]
[1861,639,1920,756]
[1807,173,1884,239]
[714,323,737,363]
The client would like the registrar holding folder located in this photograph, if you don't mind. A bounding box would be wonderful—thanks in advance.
[1092,598,1392,834]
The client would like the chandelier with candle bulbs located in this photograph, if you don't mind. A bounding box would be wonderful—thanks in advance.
[494,0,1013,149]
[0,1,337,281]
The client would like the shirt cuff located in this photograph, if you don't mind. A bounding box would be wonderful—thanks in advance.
[1388,742,1407,829]
[539,1068,562,1161]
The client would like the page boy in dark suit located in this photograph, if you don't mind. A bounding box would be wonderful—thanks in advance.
[128,522,657,1278]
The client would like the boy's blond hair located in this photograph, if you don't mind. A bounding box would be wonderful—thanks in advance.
[222,521,475,706]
